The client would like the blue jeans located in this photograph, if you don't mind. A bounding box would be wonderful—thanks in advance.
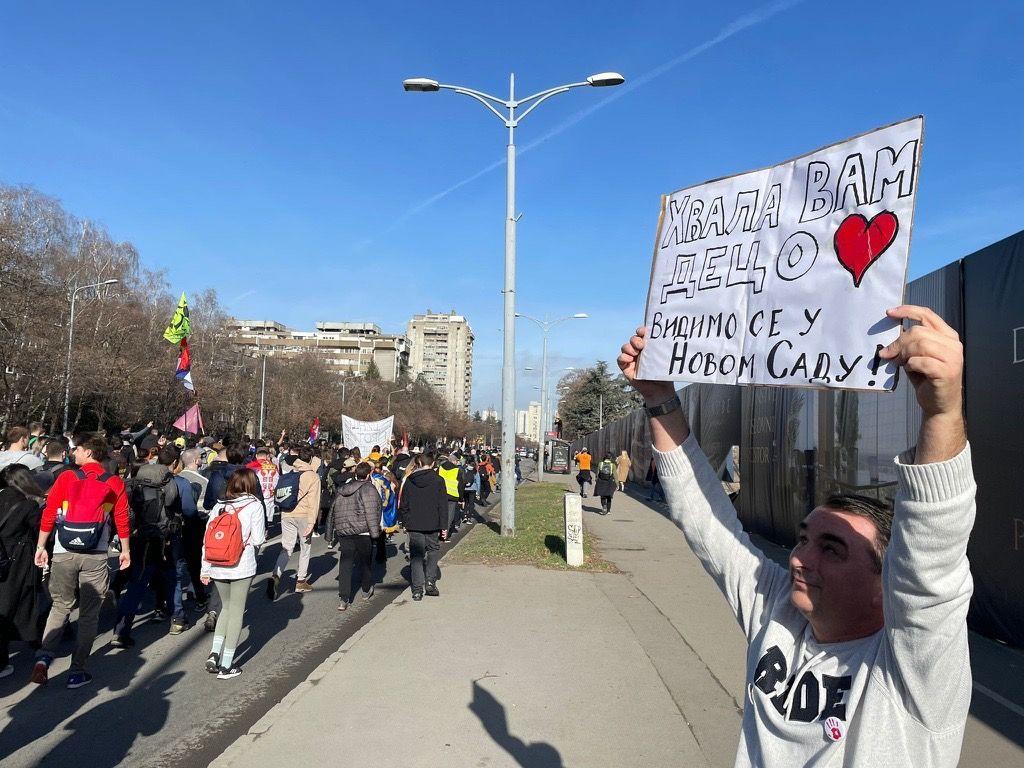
[169,533,192,620]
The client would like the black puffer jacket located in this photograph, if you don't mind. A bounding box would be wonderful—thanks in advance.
[326,479,382,540]
[398,468,448,532]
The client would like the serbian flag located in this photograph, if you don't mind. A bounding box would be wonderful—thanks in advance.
[308,417,321,444]
[173,403,204,434]
[175,338,195,391]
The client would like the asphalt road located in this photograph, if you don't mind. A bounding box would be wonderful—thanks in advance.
[0,500,496,768]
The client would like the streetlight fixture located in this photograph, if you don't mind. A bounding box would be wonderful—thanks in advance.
[404,70,623,537]
[515,313,587,482]
[63,278,119,432]
[387,383,414,414]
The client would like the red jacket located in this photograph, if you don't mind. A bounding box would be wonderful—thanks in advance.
[40,461,131,540]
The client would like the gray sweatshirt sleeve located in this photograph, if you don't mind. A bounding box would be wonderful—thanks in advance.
[655,434,789,641]
[881,443,976,731]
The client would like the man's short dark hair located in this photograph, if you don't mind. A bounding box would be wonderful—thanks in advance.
[45,438,68,460]
[355,462,372,480]
[158,445,179,467]
[226,447,247,465]
[79,433,109,463]
[6,426,28,445]
[822,493,893,571]
[297,445,313,464]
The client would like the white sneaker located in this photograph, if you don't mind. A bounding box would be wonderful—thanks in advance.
[0,664,14,679]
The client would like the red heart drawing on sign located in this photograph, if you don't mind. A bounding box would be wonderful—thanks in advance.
[833,211,900,287]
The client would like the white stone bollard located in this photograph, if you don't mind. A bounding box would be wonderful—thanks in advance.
[563,493,584,567]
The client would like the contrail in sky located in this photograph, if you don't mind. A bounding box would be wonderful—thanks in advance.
[376,0,805,239]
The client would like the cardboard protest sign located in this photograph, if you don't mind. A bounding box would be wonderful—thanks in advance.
[342,415,394,457]
[639,117,923,391]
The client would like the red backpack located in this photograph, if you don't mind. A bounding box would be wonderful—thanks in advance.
[204,503,245,567]
[57,468,115,552]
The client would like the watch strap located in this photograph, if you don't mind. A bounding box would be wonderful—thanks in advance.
[645,394,681,418]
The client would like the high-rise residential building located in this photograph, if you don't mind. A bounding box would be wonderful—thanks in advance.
[231,320,408,381]
[515,409,528,436]
[526,401,542,441]
[406,310,474,413]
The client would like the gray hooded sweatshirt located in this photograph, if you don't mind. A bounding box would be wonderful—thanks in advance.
[655,433,976,768]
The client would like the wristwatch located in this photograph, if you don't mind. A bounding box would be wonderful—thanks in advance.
[645,394,681,418]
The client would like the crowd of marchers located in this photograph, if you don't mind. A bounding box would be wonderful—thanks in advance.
[0,422,504,686]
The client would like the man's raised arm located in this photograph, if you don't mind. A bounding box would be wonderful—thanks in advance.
[877,306,976,730]
[618,328,788,640]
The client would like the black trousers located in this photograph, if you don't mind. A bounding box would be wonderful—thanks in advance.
[463,491,477,520]
[183,516,208,603]
[407,531,440,591]
[336,535,374,601]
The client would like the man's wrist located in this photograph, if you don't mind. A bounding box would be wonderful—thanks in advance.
[639,382,677,407]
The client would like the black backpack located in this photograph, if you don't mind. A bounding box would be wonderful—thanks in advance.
[128,476,177,537]
[597,461,615,482]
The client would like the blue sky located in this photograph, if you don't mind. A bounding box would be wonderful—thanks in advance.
[1,1,1021,411]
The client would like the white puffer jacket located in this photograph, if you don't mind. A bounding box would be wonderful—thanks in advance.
[200,494,267,581]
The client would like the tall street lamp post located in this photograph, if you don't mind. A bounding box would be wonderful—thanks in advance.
[388,383,413,415]
[63,278,119,432]
[404,71,623,536]
[516,313,587,482]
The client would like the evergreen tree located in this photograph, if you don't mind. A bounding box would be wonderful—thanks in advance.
[558,361,643,439]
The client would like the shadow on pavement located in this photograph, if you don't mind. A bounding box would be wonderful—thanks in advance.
[469,681,564,768]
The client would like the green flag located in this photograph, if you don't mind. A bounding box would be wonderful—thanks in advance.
[163,292,191,344]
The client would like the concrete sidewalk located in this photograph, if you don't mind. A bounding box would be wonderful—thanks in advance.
[213,480,1024,767]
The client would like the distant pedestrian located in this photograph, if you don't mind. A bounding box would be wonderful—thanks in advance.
[594,453,617,515]
[461,456,479,525]
[398,453,447,601]
[646,458,665,503]
[436,452,464,536]
[0,465,45,680]
[615,450,631,492]
[201,468,266,680]
[326,462,382,611]
[574,447,592,498]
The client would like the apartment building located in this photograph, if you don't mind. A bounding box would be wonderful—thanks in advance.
[231,320,408,381]
[406,310,474,413]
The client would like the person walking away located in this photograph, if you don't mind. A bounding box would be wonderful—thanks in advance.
[112,444,182,645]
[32,438,71,494]
[398,453,447,601]
[32,434,131,688]
[436,453,463,537]
[0,465,45,679]
[326,462,382,611]
[178,449,212,617]
[248,447,279,525]
[370,460,397,564]
[615,450,631,492]
[646,458,665,502]
[574,447,592,497]
[0,427,44,471]
[617,308,976,767]
[267,445,319,599]
[461,456,480,525]
[202,443,244,511]
[594,454,618,515]
[200,468,266,679]
[170,455,205,632]
[477,454,494,505]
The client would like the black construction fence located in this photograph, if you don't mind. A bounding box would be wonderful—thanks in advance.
[571,230,1024,647]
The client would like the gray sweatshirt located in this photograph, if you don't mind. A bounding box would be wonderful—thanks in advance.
[655,434,976,768]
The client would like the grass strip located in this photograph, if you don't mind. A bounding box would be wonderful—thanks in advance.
[447,482,617,572]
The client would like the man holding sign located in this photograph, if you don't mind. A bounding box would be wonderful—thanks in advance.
[617,303,974,767]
